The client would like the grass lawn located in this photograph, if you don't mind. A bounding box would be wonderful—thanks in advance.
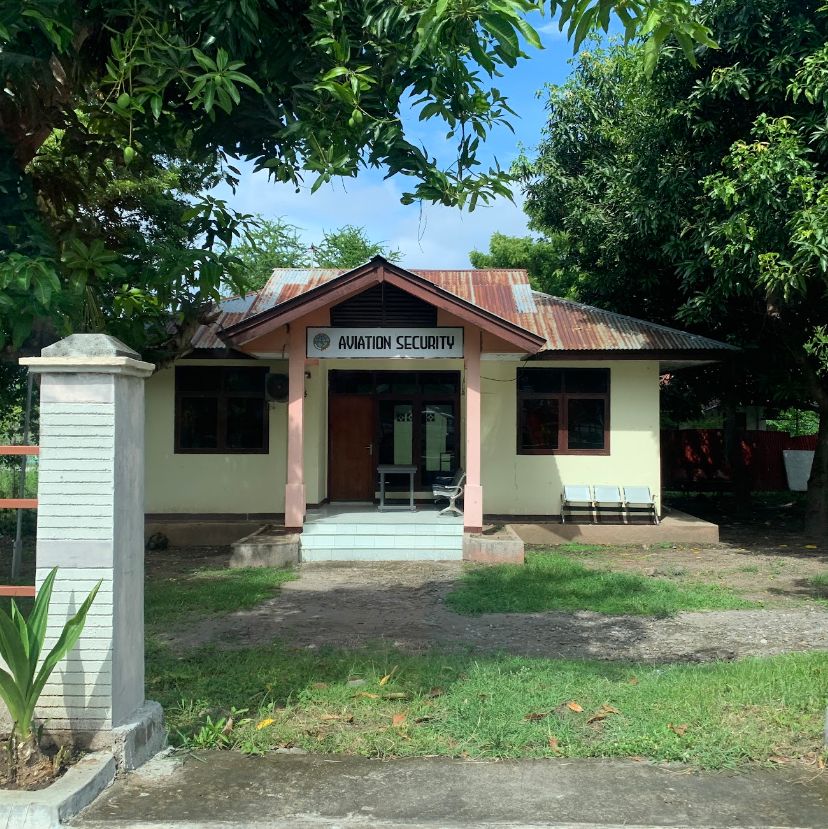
[445,551,759,616]
[810,573,828,590]
[147,642,828,769]
[146,566,297,626]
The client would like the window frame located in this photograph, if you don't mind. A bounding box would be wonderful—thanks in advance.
[174,365,270,455]
[516,368,611,456]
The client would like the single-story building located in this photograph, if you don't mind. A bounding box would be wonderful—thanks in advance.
[144,256,732,558]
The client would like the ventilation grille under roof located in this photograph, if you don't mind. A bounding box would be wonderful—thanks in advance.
[330,283,437,327]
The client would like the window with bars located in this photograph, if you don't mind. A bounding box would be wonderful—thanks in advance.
[516,368,609,454]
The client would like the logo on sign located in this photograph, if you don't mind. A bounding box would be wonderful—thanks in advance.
[312,332,331,352]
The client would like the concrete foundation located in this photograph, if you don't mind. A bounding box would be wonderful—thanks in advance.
[112,701,166,773]
[230,525,300,568]
[511,508,719,546]
[145,519,282,547]
[463,525,525,564]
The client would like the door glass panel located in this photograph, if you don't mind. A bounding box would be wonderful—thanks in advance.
[420,372,460,395]
[378,401,413,467]
[421,403,456,485]
[375,372,418,395]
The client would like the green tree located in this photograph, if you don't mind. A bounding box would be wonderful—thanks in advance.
[229,219,310,291]
[0,1,711,359]
[15,130,249,365]
[313,225,401,270]
[229,220,400,290]
[469,231,580,297]
[517,0,828,532]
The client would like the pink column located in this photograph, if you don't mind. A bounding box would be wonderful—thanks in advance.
[464,329,483,532]
[285,323,305,530]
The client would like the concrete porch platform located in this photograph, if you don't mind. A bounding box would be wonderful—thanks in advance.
[509,508,719,546]
[302,504,464,561]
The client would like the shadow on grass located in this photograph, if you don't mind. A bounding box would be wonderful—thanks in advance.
[146,639,828,768]
[767,576,828,603]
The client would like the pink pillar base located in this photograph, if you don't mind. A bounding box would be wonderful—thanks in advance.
[285,483,306,531]
[463,483,483,533]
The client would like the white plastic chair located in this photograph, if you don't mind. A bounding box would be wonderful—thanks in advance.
[593,485,625,523]
[561,485,593,524]
[433,470,466,516]
[623,486,659,525]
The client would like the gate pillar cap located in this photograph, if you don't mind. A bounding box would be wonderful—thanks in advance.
[20,334,154,377]
[42,333,140,359]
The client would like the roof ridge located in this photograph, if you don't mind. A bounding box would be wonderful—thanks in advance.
[531,291,736,350]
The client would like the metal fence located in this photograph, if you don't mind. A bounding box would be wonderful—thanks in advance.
[661,429,818,491]
[0,444,38,596]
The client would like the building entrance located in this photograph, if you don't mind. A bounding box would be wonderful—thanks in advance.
[327,370,460,501]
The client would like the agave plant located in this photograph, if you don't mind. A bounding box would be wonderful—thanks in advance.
[0,568,101,742]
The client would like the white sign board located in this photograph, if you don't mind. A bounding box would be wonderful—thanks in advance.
[307,327,464,359]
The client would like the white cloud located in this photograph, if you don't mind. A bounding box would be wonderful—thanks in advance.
[537,22,565,38]
[214,163,531,269]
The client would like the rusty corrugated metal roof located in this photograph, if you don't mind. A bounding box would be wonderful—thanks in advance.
[192,266,734,355]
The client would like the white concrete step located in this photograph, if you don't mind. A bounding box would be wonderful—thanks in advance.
[300,532,463,550]
[302,523,462,538]
[301,546,463,562]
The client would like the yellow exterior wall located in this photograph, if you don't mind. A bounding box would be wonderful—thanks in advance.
[145,359,310,514]
[480,360,661,515]
[145,357,661,516]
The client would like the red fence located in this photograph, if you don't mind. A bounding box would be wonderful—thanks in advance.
[661,429,818,492]
[0,445,38,597]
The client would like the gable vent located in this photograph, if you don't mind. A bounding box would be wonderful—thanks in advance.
[330,283,437,327]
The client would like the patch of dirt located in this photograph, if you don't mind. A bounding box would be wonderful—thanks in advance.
[153,559,828,663]
[146,544,230,579]
[0,737,75,791]
[148,502,828,664]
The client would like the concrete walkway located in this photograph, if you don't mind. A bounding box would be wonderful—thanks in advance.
[72,752,828,828]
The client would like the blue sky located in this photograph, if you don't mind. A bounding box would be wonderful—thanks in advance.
[215,14,577,269]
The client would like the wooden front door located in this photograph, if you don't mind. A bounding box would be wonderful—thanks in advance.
[329,395,375,501]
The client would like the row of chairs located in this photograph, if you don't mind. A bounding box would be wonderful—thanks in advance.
[561,485,659,525]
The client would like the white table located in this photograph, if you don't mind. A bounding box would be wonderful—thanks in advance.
[377,464,417,511]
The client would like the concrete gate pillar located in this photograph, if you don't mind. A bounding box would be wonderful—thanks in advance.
[20,334,164,768]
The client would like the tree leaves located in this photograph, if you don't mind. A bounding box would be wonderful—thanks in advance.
[1,0,714,358]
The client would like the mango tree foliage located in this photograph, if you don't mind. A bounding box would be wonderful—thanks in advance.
[0,0,710,357]
[517,0,828,532]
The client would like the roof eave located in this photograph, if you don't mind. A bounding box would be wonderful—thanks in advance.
[527,348,738,364]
